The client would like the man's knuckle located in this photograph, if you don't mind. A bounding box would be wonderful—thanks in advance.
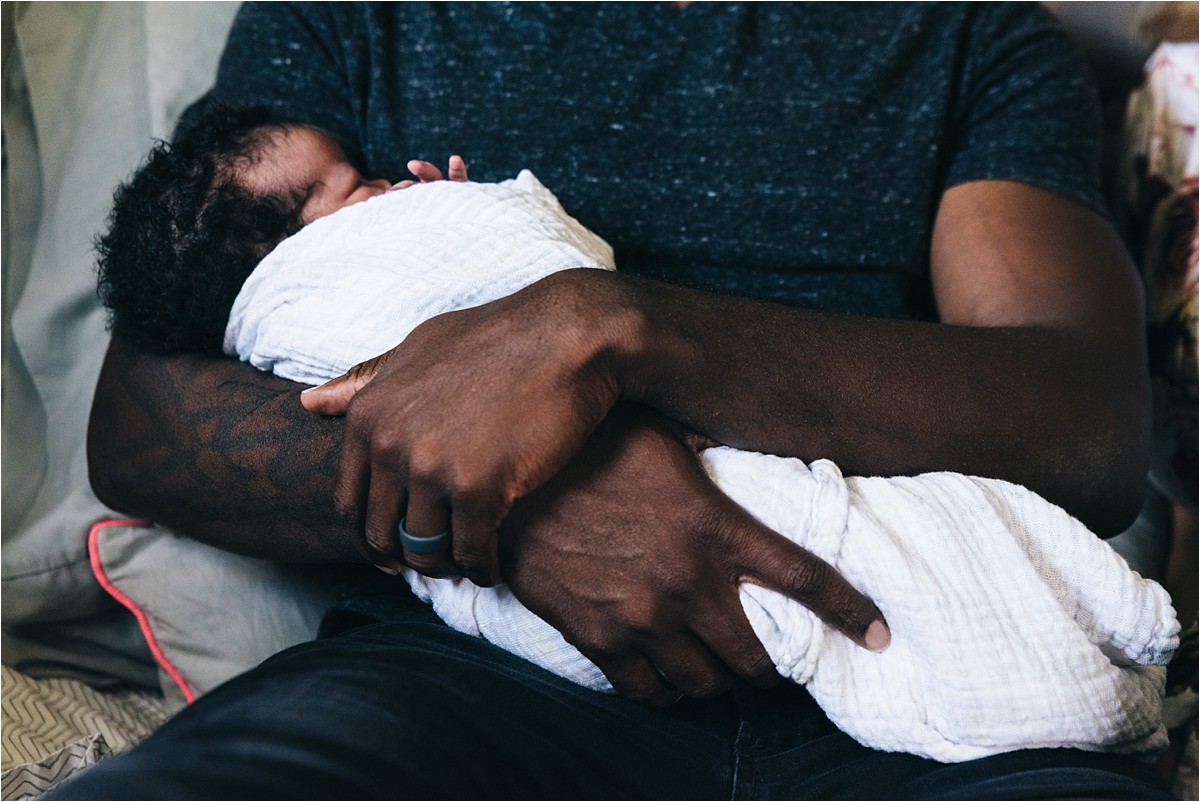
[447,471,491,507]
[332,492,358,523]
[453,541,485,566]
[687,673,732,699]
[687,505,727,546]
[364,526,396,555]
[689,504,754,558]
[622,610,661,637]
[614,682,658,706]
[405,553,444,576]
[734,647,775,679]
[374,445,408,473]
[342,402,370,431]
[580,634,622,660]
[406,450,441,484]
[452,544,493,578]
[783,559,828,600]
[655,568,694,599]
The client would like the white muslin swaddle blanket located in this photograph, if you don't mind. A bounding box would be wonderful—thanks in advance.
[226,171,1180,763]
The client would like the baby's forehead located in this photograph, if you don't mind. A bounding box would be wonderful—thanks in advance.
[237,124,346,193]
[255,124,337,161]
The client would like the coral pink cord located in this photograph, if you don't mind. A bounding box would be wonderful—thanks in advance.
[88,518,195,704]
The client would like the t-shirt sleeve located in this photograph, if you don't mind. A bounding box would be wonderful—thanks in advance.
[179,1,367,165]
[941,4,1107,215]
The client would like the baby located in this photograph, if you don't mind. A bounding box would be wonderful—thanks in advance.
[97,105,471,355]
[99,104,1178,763]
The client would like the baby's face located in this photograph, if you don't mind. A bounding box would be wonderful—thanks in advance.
[245,126,400,224]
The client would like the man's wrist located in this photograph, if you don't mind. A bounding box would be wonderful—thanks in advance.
[600,272,704,409]
[530,267,701,418]
[528,268,640,399]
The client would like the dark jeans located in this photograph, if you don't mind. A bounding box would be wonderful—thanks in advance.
[49,588,1169,800]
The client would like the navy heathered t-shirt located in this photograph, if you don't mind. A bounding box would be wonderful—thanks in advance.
[206,1,1104,321]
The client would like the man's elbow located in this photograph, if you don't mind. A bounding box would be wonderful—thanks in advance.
[1078,473,1149,539]
[87,411,139,517]
[85,358,152,518]
[88,464,137,518]
[1068,410,1152,538]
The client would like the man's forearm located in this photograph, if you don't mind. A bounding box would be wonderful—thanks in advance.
[492,185,1142,538]
[578,185,1151,537]
[611,273,1148,534]
[88,338,359,561]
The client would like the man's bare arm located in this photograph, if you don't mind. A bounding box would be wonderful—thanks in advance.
[619,182,1152,533]
[88,339,888,701]
[618,182,1151,534]
[88,337,358,562]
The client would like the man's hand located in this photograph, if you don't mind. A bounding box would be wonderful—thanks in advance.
[301,271,630,586]
[499,404,889,706]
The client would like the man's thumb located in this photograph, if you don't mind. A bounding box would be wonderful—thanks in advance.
[300,356,385,415]
[300,375,358,415]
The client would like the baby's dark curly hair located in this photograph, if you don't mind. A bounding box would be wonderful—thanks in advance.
[96,104,306,354]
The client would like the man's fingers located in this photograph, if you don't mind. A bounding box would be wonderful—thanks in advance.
[333,433,369,524]
[643,633,734,699]
[735,516,890,653]
[333,444,398,572]
[447,155,469,182]
[689,592,780,688]
[407,159,445,182]
[401,487,455,577]
[300,352,391,415]
[300,373,357,415]
[361,472,406,574]
[451,505,503,587]
[585,650,681,708]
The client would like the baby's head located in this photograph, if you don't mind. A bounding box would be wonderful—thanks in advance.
[97,103,391,355]
[241,123,399,225]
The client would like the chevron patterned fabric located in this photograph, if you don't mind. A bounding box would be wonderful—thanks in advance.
[1,666,167,799]
[1,733,108,800]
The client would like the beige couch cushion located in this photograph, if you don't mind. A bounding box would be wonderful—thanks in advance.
[1,1,239,685]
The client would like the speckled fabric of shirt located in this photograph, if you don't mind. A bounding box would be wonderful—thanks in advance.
[203,1,1104,320]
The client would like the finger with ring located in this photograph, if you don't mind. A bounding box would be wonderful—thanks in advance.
[398,516,452,554]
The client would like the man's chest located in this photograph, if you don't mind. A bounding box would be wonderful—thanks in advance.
[356,4,960,283]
